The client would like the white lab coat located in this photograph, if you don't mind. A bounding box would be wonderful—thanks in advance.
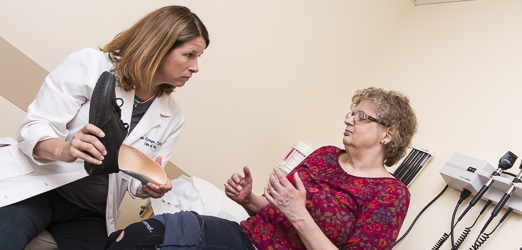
[11,48,185,234]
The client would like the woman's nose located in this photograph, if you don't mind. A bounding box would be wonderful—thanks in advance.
[189,59,200,73]
[345,115,355,125]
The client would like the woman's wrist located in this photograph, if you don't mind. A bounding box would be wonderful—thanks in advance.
[34,138,65,162]
[287,208,312,225]
[136,185,148,197]
[243,193,270,216]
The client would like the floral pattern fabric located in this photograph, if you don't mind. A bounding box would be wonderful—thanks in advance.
[240,146,410,249]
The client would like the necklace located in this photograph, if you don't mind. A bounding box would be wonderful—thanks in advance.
[134,93,157,107]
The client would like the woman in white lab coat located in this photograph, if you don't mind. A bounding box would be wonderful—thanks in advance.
[0,5,209,250]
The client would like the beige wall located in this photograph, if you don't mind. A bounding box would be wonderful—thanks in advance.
[0,95,27,137]
[359,0,522,249]
[2,0,521,248]
[0,0,414,194]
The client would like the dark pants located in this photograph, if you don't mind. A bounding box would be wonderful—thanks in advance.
[106,211,255,250]
[0,189,107,250]
[199,215,255,250]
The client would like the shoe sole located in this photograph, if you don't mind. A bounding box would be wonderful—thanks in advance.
[90,72,114,129]
[85,72,128,175]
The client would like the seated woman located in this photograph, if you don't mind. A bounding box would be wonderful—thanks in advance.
[105,87,417,250]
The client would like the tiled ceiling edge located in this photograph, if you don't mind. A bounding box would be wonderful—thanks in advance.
[0,37,48,112]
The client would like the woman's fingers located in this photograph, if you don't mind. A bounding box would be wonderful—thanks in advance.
[161,178,172,192]
[144,182,168,199]
[266,168,306,201]
[140,180,172,198]
[231,173,243,185]
[264,187,273,201]
[154,156,163,166]
[68,124,107,163]
[273,168,290,187]
[293,172,306,193]
[80,123,105,138]
[226,167,255,203]
[268,171,285,193]
[225,179,242,198]
[72,134,104,156]
[229,173,245,191]
[70,146,102,164]
[242,166,252,182]
[267,176,278,195]
[225,183,240,198]
[264,170,308,222]
[142,185,161,198]
[81,124,107,156]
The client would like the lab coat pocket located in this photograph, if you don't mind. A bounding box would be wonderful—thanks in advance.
[0,137,34,179]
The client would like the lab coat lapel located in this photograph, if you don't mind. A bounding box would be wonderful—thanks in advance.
[124,94,171,146]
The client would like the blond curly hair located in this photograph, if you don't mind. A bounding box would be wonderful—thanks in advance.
[351,87,418,166]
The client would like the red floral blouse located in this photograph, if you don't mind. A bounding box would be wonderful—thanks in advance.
[240,146,410,249]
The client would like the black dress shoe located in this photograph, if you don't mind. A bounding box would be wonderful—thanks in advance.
[84,71,129,175]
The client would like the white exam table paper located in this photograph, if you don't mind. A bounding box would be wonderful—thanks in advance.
[0,137,87,208]
[151,175,250,224]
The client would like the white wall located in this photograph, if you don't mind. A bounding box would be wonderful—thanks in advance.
[3,0,522,249]
[0,0,414,229]
[360,0,522,249]
[0,0,414,194]
[170,0,415,200]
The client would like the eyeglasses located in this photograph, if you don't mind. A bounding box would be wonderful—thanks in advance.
[345,111,388,127]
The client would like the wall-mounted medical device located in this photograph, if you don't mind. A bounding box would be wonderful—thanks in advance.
[439,152,522,214]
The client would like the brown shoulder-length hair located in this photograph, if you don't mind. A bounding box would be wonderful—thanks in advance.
[351,87,418,167]
[101,5,209,97]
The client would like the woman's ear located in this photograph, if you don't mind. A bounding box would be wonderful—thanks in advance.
[382,126,394,145]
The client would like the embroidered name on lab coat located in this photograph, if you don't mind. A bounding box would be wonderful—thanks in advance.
[140,136,162,149]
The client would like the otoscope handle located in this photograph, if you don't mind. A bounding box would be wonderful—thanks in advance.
[470,184,491,206]
[492,193,511,217]
[471,156,513,206]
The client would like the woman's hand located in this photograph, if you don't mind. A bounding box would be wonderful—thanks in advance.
[225,166,254,205]
[225,166,268,216]
[33,123,106,164]
[264,168,308,222]
[140,178,172,199]
[137,156,172,199]
[265,168,339,250]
